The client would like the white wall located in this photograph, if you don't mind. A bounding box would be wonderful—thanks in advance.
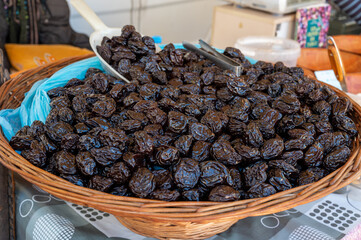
[67,0,225,44]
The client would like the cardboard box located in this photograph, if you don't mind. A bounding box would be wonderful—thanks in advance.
[211,5,295,49]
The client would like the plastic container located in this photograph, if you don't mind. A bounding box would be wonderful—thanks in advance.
[235,37,301,67]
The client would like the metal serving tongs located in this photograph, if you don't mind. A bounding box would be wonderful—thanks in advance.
[182,40,243,77]
[327,36,347,92]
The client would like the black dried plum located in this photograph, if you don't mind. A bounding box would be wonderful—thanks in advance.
[106,162,131,184]
[247,183,276,199]
[268,168,292,191]
[199,161,233,188]
[99,128,128,150]
[155,146,180,166]
[21,140,47,167]
[212,140,242,165]
[303,142,324,167]
[208,185,240,202]
[173,158,200,189]
[76,152,96,176]
[324,146,351,170]
[89,175,113,192]
[242,161,268,189]
[153,169,174,190]
[90,146,123,166]
[189,122,215,142]
[134,131,154,154]
[150,189,180,201]
[174,135,193,155]
[54,150,77,175]
[192,141,211,162]
[260,137,284,160]
[129,168,156,198]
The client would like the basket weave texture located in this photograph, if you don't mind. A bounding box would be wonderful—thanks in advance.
[0,54,361,240]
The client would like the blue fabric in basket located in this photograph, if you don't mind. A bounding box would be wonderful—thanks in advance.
[0,48,256,142]
[0,57,102,141]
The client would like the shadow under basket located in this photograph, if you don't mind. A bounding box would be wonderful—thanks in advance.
[0,54,361,240]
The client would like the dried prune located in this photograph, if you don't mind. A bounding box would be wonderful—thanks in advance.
[46,121,73,142]
[208,185,240,202]
[192,141,211,162]
[227,77,249,96]
[78,134,100,151]
[332,115,357,137]
[90,146,123,166]
[244,122,264,148]
[129,168,156,198]
[122,152,146,170]
[168,111,188,133]
[155,146,180,166]
[229,167,243,190]
[260,137,284,159]
[211,140,242,165]
[76,152,96,176]
[99,128,128,150]
[182,189,200,201]
[21,140,47,167]
[272,95,300,114]
[303,142,324,167]
[92,98,116,118]
[61,133,79,151]
[173,158,200,189]
[174,135,193,155]
[153,169,174,190]
[298,168,326,185]
[268,169,292,191]
[54,150,77,175]
[247,183,276,199]
[324,146,351,170]
[106,162,131,184]
[10,135,34,150]
[199,161,233,188]
[150,189,180,201]
[134,131,154,154]
[189,122,215,142]
[89,175,113,192]
[242,161,268,188]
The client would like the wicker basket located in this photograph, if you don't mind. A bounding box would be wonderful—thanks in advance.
[0,54,361,240]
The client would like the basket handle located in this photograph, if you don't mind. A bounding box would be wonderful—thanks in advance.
[327,36,347,92]
[69,0,108,31]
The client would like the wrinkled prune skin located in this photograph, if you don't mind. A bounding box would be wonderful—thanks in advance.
[106,162,131,184]
[208,185,240,202]
[13,25,358,202]
[182,189,200,201]
[10,135,34,150]
[168,111,188,133]
[129,168,156,198]
[153,169,174,190]
[268,168,292,191]
[46,121,73,142]
[199,161,233,188]
[134,131,154,154]
[247,183,276,199]
[260,137,284,159]
[99,128,128,150]
[324,146,351,170]
[155,146,180,166]
[76,152,96,176]
[192,141,211,162]
[242,161,268,189]
[90,146,123,166]
[21,140,47,167]
[272,95,300,114]
[212,140,242,165]
[54,150,77,175]
[189,122,215,142]
[173,158,200,189]
[174,135,193,155]
[303,142,324,167]
[89,175,113,192]
[298,168,326,185]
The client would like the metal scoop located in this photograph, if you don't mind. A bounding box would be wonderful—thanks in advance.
[70,0,130,83]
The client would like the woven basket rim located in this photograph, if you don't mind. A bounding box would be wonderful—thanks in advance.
[0,54,360,223]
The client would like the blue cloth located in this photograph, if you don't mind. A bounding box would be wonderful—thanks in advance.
[0,57,102,141]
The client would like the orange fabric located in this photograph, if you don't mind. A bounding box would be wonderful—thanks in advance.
[5,44,92,71]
